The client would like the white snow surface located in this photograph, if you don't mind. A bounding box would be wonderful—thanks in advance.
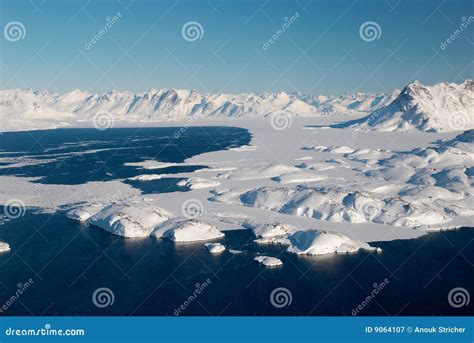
[88,201,173,238]
[152,218,225,242]
[176,177,220,190]
[286,230,376,255]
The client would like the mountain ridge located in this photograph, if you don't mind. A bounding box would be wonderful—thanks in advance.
[355,79,473,132]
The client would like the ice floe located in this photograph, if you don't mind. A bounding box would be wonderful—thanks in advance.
[176,177,220,190]
[124,160,178,170]
[0,241,11,253]
[254,256,283,267]
[205,242,226,254]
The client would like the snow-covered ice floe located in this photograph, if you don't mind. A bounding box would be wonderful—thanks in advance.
[254,256,283,267]
[176,177,220,190]
[205,242,226,254]
[0,241,11,253]
[124,160,178,170]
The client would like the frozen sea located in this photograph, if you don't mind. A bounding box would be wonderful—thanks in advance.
[0,128,472,316]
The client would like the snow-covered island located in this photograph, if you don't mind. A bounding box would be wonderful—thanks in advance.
[1,80,473,256]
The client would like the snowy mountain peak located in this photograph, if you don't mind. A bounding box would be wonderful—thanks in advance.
[358,79,473,132]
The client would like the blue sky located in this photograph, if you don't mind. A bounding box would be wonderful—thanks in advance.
[1,0,473,95]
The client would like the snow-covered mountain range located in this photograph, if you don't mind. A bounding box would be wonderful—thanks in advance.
[0,87,397,131]
[355,79,473,132]
[0,79,472,132]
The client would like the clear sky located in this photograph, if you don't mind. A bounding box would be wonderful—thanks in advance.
[1,0,473,95]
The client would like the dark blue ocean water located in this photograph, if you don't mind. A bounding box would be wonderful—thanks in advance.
[0,128,472,316]
[0,127,251,186]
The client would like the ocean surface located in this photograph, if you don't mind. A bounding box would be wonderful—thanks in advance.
[0,128,472,316]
